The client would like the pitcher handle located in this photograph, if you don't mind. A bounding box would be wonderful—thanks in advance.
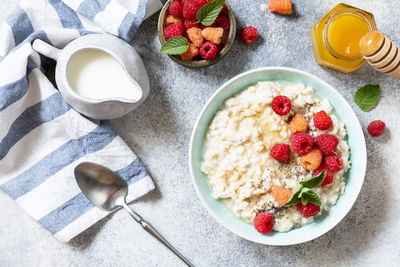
[32,39,61,60]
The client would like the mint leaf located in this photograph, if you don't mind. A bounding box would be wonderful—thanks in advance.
[300,171,326,188]
[301,190,321,206]
[300,188,311,205]
[299,187,311,198]
[284,185,302,207]
[354,84,380,111]
[196,0,225,26]
[160,37,189,55]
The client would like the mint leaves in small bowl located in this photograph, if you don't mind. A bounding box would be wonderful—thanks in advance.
[157,0,236,68]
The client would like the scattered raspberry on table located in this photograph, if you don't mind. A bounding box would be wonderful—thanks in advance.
[241,26,259,45]
[367,120,386,137]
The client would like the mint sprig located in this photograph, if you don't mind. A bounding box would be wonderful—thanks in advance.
[354,84,380,111]
[301,190,321,206]
[196,0,226,26]
[284,171,326,207]
[160,37,189,55]
[299,171,325,188]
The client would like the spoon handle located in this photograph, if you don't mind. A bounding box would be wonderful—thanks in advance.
[121,202,194,267]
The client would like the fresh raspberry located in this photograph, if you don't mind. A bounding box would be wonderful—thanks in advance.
[199,41,218,59]
[169,1,184,18]
[268,0,293,15]
[196,0,207,6]
[183,0,201,19]
[180,43,199,60]
[272,186,293,206]
[290,132,314,155]
[297,202,320,218]
[165,15,183,26]
[272,95,291,116]
[201,27,224,45]
[313,111,333,130]
[316,134,339,155]
[200,22,217,29]
[300,148,323,171]
[182,30,189,39]
[253,213,274,234]
[163,22,184,40]
[324,154,343,172]
[290,113,308,133]
[216,15,230,30]
[367,120,386,137]
[184,19,199,30]
[313,164,334,187]
[187,27,204,47]
[241,26,259,45]
[270,143,290,162]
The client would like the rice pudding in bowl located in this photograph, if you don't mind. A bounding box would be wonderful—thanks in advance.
[201,81,350,233]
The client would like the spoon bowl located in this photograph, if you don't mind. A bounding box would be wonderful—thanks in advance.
[74,162,128,211]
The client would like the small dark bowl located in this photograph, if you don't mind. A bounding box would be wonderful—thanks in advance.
[158,0,236,68]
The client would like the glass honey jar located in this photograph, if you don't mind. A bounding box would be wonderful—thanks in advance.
[311,3,377,73]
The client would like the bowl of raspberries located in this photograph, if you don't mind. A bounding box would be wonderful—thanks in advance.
[158,0,236,68]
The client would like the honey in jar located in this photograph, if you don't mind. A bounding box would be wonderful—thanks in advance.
[311,3,377,73]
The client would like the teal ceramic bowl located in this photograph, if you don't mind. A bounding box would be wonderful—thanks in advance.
[189,67,367,246]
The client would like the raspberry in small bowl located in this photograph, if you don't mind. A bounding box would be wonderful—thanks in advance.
[158,0,236,68]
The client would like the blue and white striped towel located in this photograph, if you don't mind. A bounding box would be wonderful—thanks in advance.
[0,0,164,242]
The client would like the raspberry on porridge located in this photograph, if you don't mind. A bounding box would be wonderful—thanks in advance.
[201,81,350,233]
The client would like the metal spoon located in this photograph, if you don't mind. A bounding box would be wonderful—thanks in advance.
[74,162,193,267]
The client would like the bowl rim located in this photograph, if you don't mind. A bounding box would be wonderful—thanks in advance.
[157,0,237,68]
[188,66,367,245]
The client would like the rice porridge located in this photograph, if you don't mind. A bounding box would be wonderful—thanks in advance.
[201,81,350,233]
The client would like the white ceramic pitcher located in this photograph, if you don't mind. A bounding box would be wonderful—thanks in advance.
[33,34,150,120]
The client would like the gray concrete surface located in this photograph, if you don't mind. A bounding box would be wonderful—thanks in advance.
[1,0,399,266]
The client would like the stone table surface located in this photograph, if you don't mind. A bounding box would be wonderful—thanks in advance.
[1,0,400,266]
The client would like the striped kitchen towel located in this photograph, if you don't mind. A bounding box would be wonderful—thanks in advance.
[0,0,164,242]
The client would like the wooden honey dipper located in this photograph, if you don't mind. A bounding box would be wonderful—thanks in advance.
[360,31,400,80]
